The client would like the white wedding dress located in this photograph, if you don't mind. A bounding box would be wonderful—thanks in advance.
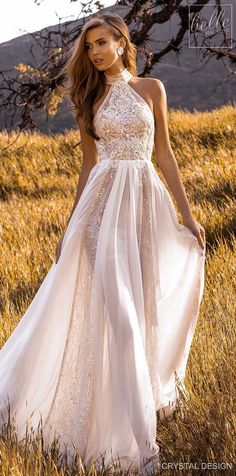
[0,68,205,473]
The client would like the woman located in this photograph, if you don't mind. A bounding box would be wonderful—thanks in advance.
[0,11,206,475]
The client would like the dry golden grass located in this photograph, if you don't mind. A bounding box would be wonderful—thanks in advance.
[0,104,235,475]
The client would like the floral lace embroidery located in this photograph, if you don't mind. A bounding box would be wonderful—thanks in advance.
[94,79,155,163]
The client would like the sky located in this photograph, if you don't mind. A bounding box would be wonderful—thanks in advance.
[0,0,116,44]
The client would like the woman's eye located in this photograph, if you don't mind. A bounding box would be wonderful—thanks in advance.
[85,42,105,49]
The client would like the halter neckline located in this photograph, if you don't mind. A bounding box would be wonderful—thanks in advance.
[104,68,133,85]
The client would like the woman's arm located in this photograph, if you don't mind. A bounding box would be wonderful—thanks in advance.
[64,115,99,227]
[151,79,205,248]
[55,116,99,262]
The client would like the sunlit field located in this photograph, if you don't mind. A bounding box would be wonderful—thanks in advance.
[0,104,235,474]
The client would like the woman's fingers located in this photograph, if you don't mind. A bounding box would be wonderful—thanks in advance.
[55,236,63,264]
[197,225,205,249]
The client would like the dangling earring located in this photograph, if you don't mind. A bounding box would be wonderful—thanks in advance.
[117,46,124,55]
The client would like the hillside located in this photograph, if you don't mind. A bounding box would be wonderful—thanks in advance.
[0,2,235,133]
[0,105,235,473]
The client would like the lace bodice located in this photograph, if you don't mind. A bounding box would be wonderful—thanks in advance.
[93,71,155,163]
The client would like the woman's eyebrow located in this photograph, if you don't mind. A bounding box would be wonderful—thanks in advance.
[85,37,106,45]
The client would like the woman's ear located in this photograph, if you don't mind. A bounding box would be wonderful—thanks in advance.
[120,37,126,49]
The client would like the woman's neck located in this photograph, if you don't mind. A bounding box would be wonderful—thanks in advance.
[104,67,130,84]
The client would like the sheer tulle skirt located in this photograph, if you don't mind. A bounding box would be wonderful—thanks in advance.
[0,159,205,471]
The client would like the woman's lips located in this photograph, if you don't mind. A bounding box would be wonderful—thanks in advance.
[94,59,103,64]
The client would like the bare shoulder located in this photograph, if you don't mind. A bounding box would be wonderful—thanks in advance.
[132,76,162,87]
[133,77,166,100]
[144,78,165,96]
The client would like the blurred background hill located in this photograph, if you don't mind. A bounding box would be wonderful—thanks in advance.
[0,2,235,134]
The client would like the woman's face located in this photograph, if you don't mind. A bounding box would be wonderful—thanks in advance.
[85,25,125,72]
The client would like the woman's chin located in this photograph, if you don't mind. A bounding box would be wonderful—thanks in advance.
[94,63,105,71]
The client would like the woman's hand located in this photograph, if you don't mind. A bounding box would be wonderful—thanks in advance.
[55,234,65,264]
[182,215,206,250]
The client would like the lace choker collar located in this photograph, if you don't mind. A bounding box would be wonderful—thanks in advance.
[104,68,133,84]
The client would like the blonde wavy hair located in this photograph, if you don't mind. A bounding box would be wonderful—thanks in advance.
[58,12,137,140]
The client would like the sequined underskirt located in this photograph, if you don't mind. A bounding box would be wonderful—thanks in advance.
[0,158,205,472]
